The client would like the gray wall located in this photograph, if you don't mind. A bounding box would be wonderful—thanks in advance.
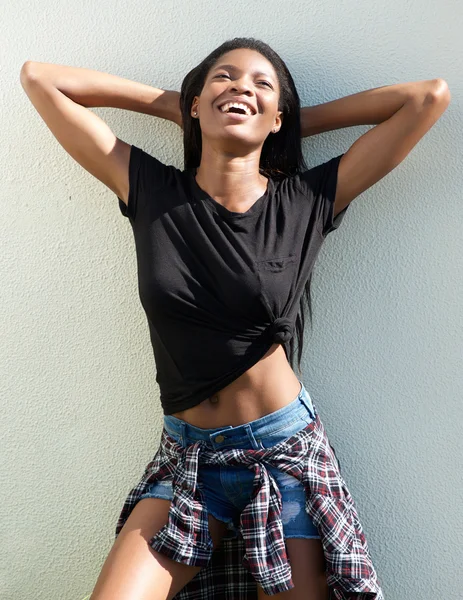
[3,1,461,598]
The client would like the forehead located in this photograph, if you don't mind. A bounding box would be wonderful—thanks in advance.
[211,48,277,81]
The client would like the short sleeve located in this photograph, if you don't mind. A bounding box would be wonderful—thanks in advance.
[117,145,173,222]
[297,153,349,237]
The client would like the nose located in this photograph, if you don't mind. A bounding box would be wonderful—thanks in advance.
[229,77,254,96]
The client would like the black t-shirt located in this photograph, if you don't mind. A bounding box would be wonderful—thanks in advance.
[117,145,349,415]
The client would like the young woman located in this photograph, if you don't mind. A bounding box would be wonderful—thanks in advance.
[21,38,450,600]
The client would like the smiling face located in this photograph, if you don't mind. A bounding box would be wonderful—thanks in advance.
[191,48,283,151]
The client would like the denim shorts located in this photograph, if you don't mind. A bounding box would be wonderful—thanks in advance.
[139,380,320,541]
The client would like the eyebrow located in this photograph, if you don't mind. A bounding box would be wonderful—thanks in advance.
[212,64,275,81]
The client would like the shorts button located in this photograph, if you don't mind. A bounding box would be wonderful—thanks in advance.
[215,435,225,443]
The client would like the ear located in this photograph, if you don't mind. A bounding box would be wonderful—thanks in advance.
[191,96,199,118]
[274,111,283,133]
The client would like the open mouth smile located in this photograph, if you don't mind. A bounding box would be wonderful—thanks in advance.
[217,100,257,120]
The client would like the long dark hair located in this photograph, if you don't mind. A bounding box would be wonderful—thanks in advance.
[179,37,313,377]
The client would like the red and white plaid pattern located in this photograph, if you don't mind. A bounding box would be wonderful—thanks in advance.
[115,413,384,599]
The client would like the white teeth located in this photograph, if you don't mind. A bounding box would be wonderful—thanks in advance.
[219,102,253,115]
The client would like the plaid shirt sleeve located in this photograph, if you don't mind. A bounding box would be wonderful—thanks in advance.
[115,413,385,599]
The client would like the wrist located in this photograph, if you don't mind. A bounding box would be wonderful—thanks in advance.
[161,89,182,128]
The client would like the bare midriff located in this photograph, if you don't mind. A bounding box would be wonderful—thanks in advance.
[170,343,303,428]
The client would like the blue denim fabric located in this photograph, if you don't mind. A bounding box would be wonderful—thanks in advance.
[139,380,320,540]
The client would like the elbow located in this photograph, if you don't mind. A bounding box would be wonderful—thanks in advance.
[428,78,451,104]
[20,61,47,87]
[20,61,37,87]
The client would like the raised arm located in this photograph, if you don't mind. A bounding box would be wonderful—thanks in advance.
[299,79,449,138]
[299,79,450,217]
[20,61,182,205]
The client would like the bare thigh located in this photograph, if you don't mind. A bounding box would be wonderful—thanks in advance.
[257,538,329,600]
[90,497,229,600]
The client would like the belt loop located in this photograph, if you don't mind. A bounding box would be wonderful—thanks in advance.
[298,385,316,420]
[244,423,261,450]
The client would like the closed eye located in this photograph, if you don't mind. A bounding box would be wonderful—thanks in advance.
[215,74,272,88]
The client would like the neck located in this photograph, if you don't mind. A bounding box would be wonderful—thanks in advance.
[194,144,267,209]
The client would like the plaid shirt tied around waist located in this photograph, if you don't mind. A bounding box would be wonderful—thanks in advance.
[115,412,384,599]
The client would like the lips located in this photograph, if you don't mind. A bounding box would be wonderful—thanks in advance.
[219,110,253,121]
[217,99,257,115]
